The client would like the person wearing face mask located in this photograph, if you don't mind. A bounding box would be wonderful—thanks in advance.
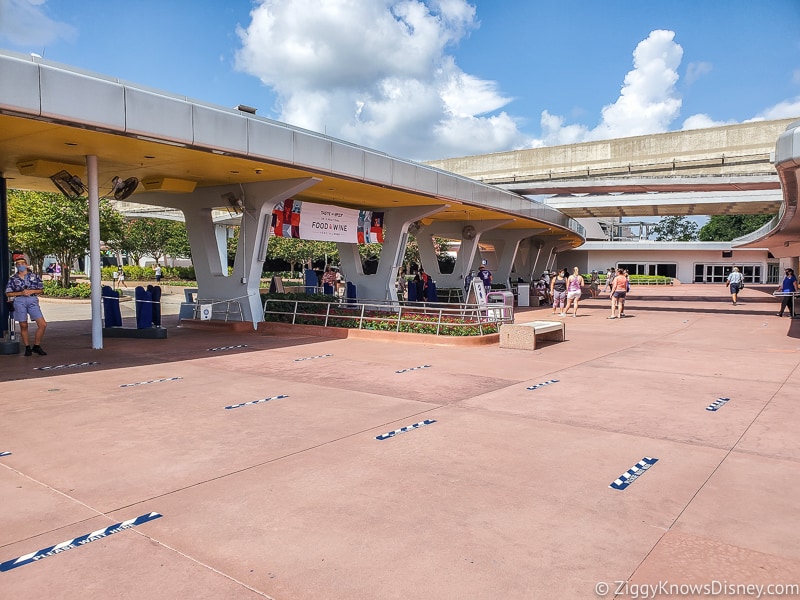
[5,253,47,356]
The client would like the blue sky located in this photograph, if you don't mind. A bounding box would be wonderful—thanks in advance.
[1,0,799,163]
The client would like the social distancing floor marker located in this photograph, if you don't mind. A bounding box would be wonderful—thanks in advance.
[526,379,559,391]
[610,457,658,490]
[0,512,162,572]
[0,452,11,457]
[208,344,249,351]
[395,365,431,374]
[120,377,183,388]
[225,394,289,410]
[376,419,436,440]
[35,361,99,371]
[706,397,730,412]
[294,353,332,362]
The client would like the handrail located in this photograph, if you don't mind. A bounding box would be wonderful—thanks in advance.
[193,297,246,322]
[262,297,513,336]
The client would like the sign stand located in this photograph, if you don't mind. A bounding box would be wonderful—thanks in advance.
[466,279,488,307]
[269,276,285,293]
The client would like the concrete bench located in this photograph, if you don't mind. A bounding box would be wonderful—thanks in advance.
[499,320,565,350]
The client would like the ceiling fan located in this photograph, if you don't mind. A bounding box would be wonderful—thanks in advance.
[221,191,245,216]
[50,170,139,201]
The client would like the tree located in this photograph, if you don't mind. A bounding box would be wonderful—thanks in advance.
[9,189,123,286]
[697,214,775,241]
[266,237,337,275]
[124,218,185,265]
[651,216,698,241]
[402,235,453,272]
[164,221,191,261]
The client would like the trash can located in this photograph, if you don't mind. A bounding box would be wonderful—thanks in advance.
[304,269,319,294]
[102,285,122,327]
[487,290,514,321]
[179,288,198,320]
[516,283,530,307]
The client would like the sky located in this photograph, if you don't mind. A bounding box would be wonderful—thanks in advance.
[1,0,799,164]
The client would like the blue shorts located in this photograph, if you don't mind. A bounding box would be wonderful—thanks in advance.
[12,296,44,321]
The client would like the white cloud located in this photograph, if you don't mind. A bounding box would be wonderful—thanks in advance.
[0,0,76,48]
[685,61,712,85]
[235,0,525,160]
[681,114,736,130]
[531,30,684,147]
[234,7,800,161]
[751,96,800,121]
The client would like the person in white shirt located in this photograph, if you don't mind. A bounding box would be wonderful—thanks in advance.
[726,266,744,306]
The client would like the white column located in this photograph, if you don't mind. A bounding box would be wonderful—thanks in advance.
[86,155,103,349]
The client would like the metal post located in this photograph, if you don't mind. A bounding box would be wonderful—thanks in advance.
[87,155,103,349]
[1,176,20,354]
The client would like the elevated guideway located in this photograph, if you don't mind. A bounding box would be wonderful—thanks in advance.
[534,187,783,219]
[427,119,794,221]
[734,119,800,258]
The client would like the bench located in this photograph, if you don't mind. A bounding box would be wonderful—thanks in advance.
[499,320,565,350]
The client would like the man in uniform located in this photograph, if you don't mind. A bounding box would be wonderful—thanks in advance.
[477,264,492,289]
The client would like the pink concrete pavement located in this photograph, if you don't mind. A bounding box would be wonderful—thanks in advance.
[1,284,798,599]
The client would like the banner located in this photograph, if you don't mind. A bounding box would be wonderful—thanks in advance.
[271,199,383,243]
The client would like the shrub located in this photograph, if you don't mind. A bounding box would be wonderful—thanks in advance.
[42,280,92,298]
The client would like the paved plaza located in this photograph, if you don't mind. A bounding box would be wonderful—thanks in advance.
[1,285,799,599]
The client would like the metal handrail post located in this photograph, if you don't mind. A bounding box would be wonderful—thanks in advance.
[396,305,403,332]
[359,304,366,329]
[292,300,299,324]
[436,308,443,335]
[324,302,331,327]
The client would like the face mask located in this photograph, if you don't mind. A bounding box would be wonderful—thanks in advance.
[16,264,27,272]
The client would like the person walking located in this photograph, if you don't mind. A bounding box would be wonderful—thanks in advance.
[589,269,600,298]
[5,253,47,356]
[550,268,568,317]
[395,268,407,300]
[602,267,614,293]
[608,268,627,319]
[726,266,744,305]
[619,269,631,317]
[154,264,163,283]
[777,267,799,317]
[563,267,585,317]
[116,265,127,288]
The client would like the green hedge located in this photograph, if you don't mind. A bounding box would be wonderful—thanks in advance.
[42,280,93,298]
[101,265,197,282]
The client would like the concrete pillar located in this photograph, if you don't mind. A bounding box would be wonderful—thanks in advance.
[481,230,540,289]
[337,205,444,302]
[143,177,320,327]
[416,220,513,289]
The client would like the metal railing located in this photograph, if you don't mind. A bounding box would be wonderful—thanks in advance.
[262,298,513,336]
[193,298,244,322]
